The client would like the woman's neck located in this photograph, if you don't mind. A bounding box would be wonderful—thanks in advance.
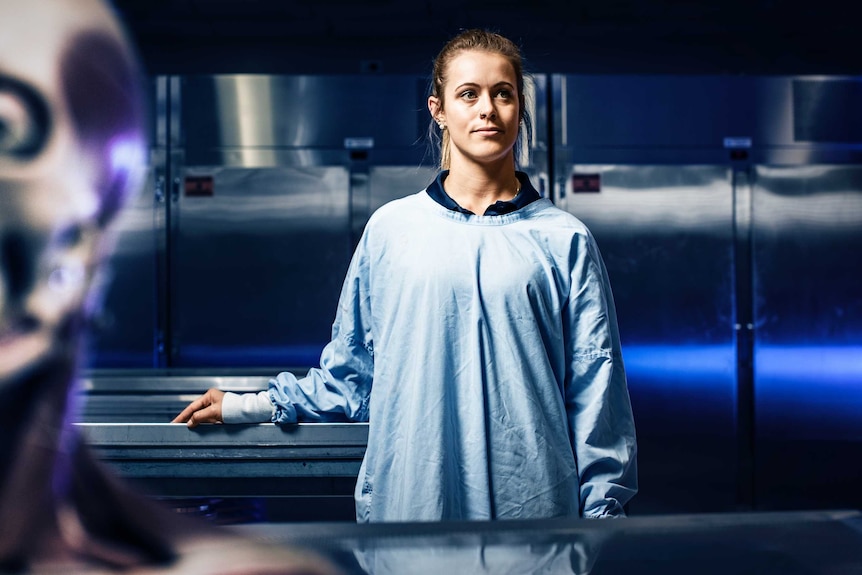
[443,159,519,215]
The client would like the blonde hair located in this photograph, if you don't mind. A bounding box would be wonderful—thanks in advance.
[428,29,531,170]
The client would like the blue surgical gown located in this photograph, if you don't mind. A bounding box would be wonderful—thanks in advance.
[267,190,638,522]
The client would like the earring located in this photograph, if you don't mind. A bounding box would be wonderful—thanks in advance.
[437,121,446,130]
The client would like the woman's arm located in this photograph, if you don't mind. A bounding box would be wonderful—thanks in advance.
[564,232,638,517]
[174,234,375,426]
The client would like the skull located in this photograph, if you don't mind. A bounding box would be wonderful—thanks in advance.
[0,0,146,386]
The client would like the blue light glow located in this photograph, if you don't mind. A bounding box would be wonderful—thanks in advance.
[756,345,862,440]
[622,344,736,391]
[108,134,145,173]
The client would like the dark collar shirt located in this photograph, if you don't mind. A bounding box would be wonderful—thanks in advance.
[426,170,541,216]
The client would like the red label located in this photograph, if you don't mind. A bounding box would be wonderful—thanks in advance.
[571,173,601,193]
[185,176,214,197]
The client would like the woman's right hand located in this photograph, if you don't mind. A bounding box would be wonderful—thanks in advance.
[172,388,226,428]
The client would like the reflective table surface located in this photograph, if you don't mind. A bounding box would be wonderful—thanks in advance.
[235,510,862,574]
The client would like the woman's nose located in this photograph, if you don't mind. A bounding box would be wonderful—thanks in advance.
[478,95,497,120]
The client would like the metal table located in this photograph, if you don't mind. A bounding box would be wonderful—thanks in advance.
[76,372,368,521]
[78,423,368,487]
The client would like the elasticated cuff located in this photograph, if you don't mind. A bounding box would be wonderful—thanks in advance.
[221,391,274,423]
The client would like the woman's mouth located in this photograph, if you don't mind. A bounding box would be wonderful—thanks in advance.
[473,127,503,135]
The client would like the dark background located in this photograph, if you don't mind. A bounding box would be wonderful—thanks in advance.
[113,0,861,75]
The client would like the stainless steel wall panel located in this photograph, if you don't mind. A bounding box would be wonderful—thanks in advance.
[181,75,426,155]
[368,166,437,213]
[752,165,862,510]
[752,77,862,148]
[185,148,356,169]
[87,77,166,368]
[752,147,862,166]
[169,74,436,367]
[549,73,862,515]
[793,79,862,143]
[553,75,753,150]
[557,163,738,514]
[87,170,160,367]
[171,165,350,366]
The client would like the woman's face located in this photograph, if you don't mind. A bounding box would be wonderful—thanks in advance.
[430,50,521,170]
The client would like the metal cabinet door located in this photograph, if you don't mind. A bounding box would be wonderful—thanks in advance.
[561,164,738,514]
[171,165,351,367]
[753,165,862,510]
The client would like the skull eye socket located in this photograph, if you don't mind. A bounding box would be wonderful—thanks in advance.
[0,75,49,159]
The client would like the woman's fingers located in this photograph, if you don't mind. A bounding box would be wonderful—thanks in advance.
[171,388,225,427]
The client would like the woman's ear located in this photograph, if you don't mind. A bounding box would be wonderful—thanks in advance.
[428,95,443,124]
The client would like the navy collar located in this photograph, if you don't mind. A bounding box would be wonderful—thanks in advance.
[426,170,541,216]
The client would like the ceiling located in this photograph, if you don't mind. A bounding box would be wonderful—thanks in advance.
[112,0,862,75]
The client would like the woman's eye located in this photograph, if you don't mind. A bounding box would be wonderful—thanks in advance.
[459,90,476,100]
[496,89,512,99]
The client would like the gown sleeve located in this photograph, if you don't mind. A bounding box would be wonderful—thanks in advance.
[564,231,638,518]
[267,236,374,424]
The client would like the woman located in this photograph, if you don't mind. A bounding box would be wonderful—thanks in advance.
[175,29,638,522]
